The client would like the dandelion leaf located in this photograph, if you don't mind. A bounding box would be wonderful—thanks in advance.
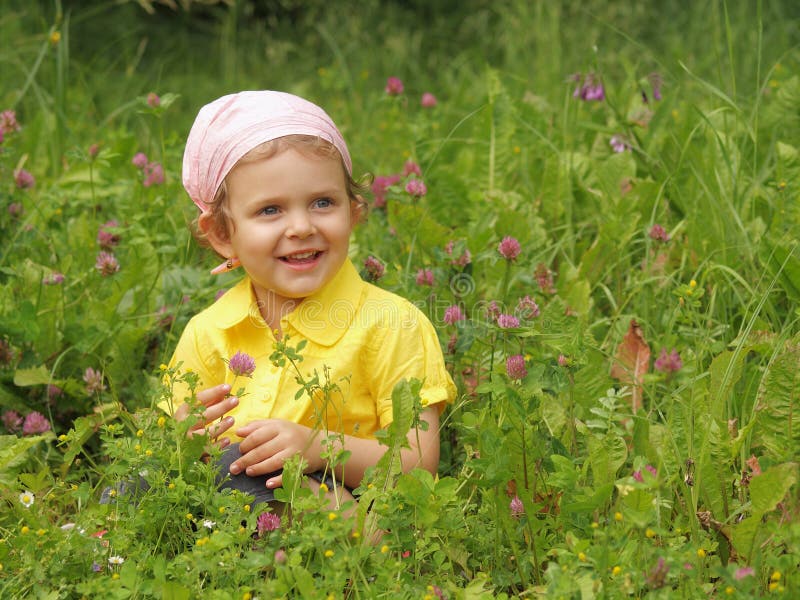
[709,349,748,422]
[750,339,800,461]
[587,432,627,487]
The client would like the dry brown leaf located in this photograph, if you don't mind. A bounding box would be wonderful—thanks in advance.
[610,319,651,412]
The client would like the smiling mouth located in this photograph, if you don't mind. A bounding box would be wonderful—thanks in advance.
[279,250,322,263]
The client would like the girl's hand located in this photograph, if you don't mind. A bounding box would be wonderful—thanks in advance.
[174,383,238,448]
[229,419,323,488]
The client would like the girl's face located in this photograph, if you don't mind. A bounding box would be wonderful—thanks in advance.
[205,148,358,321]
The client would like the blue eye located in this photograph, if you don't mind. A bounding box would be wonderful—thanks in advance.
[259,206,279,216]
[314,197,333,209]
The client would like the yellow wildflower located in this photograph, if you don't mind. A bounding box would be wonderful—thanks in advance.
[328,512,338,521]
[614,512,623,522]
[697,548,706,558]
[324,549,334,558]
[612,566,622,576]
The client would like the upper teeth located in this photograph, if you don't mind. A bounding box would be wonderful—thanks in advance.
[288,251,315,259]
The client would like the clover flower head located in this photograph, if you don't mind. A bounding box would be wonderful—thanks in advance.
[228,351,256,378]
[415,268,434,287]
[516,295,540,319]
[610,135,630,153]
[443,305,466,325]
[0,110,21,134]
[445,240,471,267]
[363,256,385,281]
[572,72,605,101]
[485,300,501,320]
[648,72,663,101]
[257,512,281,536]
[506,355,527,381]
[3,410,23,432]
[147,92,161,108]
[143,162,164,187]
[558,354,569,367]
[15,169,35,189]
[371,174,401,208]
[498,236,521,260]
[403,160,422,178]
[83,367,106,395]
[8,203,23,218]
[385,76,404,96]
[497,314,520,329]
[274,549,287,564]
[421,92,438,108]
[510,495,524,517]
[405,179,427,197]
[43,272,65,285]
[734,566,755,581]
[649,224,670,242]
[95,251,120,276]
[131,152,148,169]
[654,348,682,373]
[22,411,50,435]
[202,519,215,530]
[97,220,121,249]
[535,263,556,294]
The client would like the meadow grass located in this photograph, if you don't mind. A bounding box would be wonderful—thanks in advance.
[1,1,799,597]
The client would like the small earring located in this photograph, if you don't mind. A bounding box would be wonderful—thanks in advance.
[226,258,233,270]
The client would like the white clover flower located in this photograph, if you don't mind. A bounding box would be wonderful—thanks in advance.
[19,491,34,508]
[202,519,216,530]
[108,556,125,566]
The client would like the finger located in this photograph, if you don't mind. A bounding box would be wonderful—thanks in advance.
[195,384,232,408]
[236,424,279,454]
[216,437,231,450]
[230,441,283,475]
[202,395,238,423]
[234,419,273,438]
[266,473,283,489]
[241,453,287,478]
[206,415,235,439]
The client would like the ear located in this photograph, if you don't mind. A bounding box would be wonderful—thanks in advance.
[350,195,366,226]
[198,212,234,258]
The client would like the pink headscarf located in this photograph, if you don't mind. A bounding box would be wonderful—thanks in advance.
[182,90,352,212]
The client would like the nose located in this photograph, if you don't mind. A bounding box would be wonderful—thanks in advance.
[285,209,315,238]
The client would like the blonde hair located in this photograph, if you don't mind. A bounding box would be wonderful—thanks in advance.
[196,134,369,247]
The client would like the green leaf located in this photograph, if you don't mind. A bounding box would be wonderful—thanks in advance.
[13,365,52,387]
[709,349,747,421]
[587,433,627,487]
[0,434,52,486]
[749,462,797,516]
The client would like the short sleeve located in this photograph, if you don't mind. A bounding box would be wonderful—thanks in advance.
[158,317,225,415]
[366,301,456,429]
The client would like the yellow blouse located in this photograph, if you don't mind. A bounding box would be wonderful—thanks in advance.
[164,259,455,442]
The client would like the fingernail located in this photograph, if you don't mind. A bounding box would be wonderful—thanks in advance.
[266,480,275,488]
[229,396,238,406]
[229,464,240,475]
[221,384,231,393]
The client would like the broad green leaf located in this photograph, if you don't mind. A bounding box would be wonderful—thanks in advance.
[13,365,52,387]
[731,515,760,561]
[749,462,797,516]
[709,349,747,421]
[587,433,627,487]
[0,434,53,486]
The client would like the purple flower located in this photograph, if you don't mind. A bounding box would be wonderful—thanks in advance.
[146,92,161,108]
[274,549,288,564]
[415,268,434,287]
[648,73,663,101]
[421,92,437,108]
[734,566,755,580]
[22,411,51,435]
[557,354,568,367]
[257,512,281,536]
[363,256,385,281]
[610,135,630,153]
[47,384,63,401]
[485,300,501,320]
[88,143,100,159]
[143,162,164,187]
[15,169,35,189]
[403,160,422,178]
[516,295,539,319]
[634,464,658,482]
[649,224,670,242]
[385,77,404,96]
[371,174,401,208]
[0,110,21,134]
[97,220,121,249]
[445,240,472,267]
[95,252,120,276]
[654,348,682,373]
[645,557,669,590]
[497,314,520,329]
[535,263,556,295]
[572,73,605,102]
[510,495,524,517]
[91,561,103,573]
[131,152,148,169]
[83,367,106,395]
[506,355,527,381]
[497,236,521,261]
[8,203,23,218]
[43,272,65,285]
[443,305,466,325]
[2,410,23,433]
[405,179,427,197]
[228,351,256,378]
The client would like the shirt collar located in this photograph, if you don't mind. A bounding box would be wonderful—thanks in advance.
[210,259,366,346]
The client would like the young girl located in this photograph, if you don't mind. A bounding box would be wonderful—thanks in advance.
[166,90,456,506]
